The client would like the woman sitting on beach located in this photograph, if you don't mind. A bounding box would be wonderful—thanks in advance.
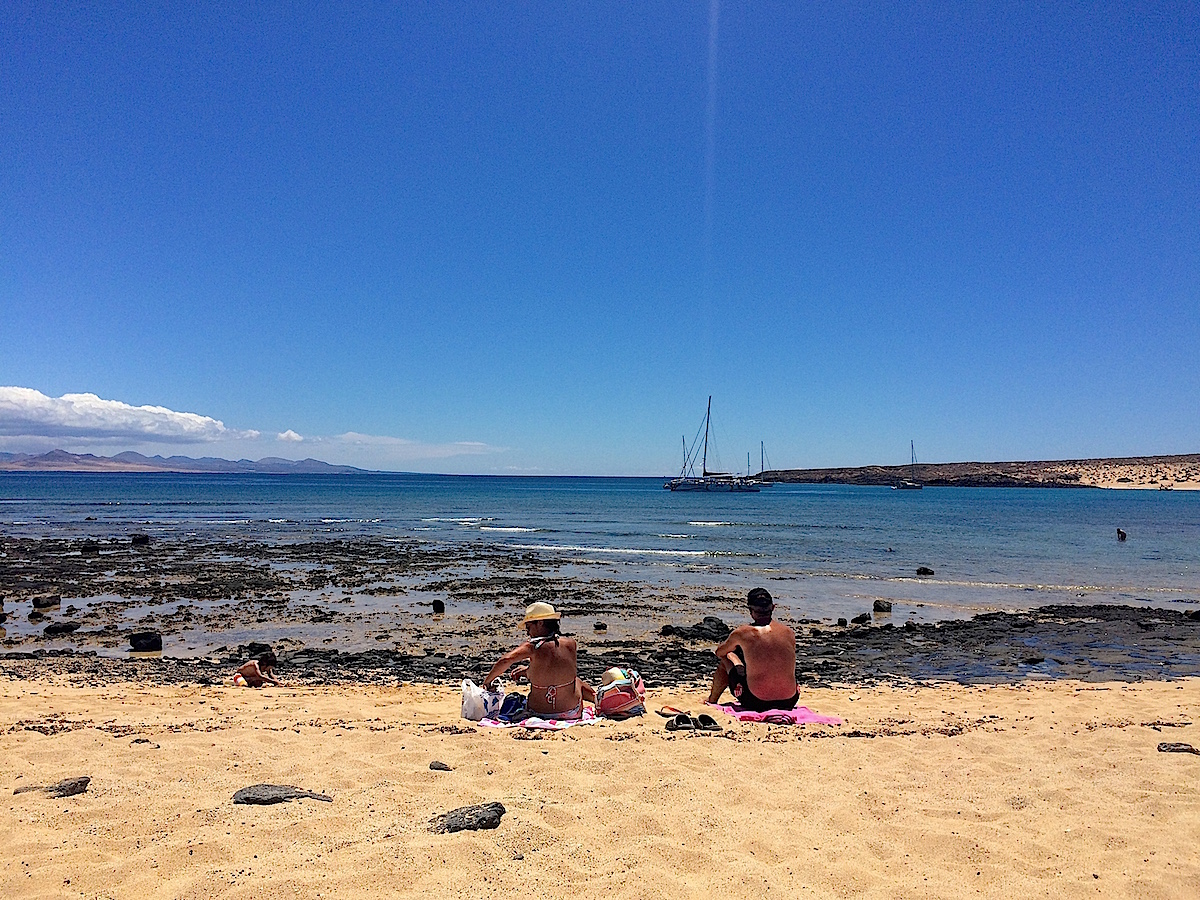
[233,651,281,688]
[483,602,595,720]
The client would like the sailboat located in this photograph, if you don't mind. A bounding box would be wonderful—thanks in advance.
[665,397,760,492]
[893,440,923,490]
[756,441,775,486]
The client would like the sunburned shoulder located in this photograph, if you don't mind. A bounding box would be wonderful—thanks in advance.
[738,621,795,639]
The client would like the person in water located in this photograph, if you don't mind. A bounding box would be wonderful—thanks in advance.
[707,588,799,711]
[484,602,595,720]
[233,651,281,688]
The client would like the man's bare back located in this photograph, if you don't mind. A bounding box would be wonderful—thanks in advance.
[722,619,798,699]
[708,588,799,711]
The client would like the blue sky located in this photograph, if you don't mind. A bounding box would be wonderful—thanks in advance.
[2,2,1197,474]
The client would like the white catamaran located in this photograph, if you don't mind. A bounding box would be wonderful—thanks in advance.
[665,397,761,492]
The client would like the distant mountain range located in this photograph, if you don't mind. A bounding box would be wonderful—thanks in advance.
[0,449,370,474]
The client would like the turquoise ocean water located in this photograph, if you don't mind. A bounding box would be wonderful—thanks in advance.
[1,473,1197,623]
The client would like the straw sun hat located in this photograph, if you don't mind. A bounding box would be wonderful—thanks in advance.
[600,667,626,686]
[522,601,561,624]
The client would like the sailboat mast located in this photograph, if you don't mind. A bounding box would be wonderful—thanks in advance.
[911,440,916,481]
[760,441,764,477]
[702,395,711,476]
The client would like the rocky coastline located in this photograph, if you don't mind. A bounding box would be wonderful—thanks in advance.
[3,534,1199,689]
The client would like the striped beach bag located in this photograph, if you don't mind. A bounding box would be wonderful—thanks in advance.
[595,667,646,719]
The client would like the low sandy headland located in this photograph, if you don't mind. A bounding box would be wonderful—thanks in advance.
[769,453,1200,489]
[3,677,1197,898]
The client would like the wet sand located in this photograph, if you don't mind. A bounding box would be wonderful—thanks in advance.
[2,678,1198,898]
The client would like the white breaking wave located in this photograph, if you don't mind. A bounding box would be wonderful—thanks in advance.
[508,543,706,558]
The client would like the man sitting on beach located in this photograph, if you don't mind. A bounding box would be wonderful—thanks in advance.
[483,602,595,720]
[707,588,799,711]
[233,651,281,688]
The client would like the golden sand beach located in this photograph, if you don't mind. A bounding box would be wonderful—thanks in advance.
[3,678,1198,898]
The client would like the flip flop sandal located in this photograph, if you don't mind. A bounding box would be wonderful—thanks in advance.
[694,714,723,732]
[665,713,695,732]
[763,713,794,726]
[657,706,690,718]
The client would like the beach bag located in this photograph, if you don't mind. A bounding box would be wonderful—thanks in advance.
[498,692,528,722]
[461,679,504,721]
[596,667,646,719]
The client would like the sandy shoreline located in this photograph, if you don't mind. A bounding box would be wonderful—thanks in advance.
[3,677,1198,898]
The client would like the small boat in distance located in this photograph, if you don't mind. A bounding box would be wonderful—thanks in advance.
[894,441,923,490]
[665,397,760,492]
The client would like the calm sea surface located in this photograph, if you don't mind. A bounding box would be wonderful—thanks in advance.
[2,473,1198,622]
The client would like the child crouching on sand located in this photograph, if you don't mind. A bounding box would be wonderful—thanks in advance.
[233,651,281,687]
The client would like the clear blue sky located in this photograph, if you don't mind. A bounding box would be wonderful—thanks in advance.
[2,2,1198,474]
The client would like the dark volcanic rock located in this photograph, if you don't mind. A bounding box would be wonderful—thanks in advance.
[430,801,506,833]
[916,567,935,577]
[244,641,272,658]
[81,542,100,555]
[131,533,151,546]
[661,616,730,641]
[233,784,333,804]
[593,621,607,632]
[32,594,62,609]
[44,621,81,637]
[1157,742,1200,755]
[432,599,446,614]
[429,760,452,771]
[15,776,91,798]
[873,600,892,613]
[837,618,848,627]
[129,631,163,652]
[851,613,872,625]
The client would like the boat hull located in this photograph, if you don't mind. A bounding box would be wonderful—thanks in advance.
[665,477,760,492]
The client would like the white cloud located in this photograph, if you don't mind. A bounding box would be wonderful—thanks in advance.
[0,386,503,471]
[0,386,258,443]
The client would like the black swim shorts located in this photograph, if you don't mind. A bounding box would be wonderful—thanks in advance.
[728,648,799,713]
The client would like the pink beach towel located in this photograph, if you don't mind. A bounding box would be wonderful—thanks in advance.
[706,702,842,725]
[479,707,597,730]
